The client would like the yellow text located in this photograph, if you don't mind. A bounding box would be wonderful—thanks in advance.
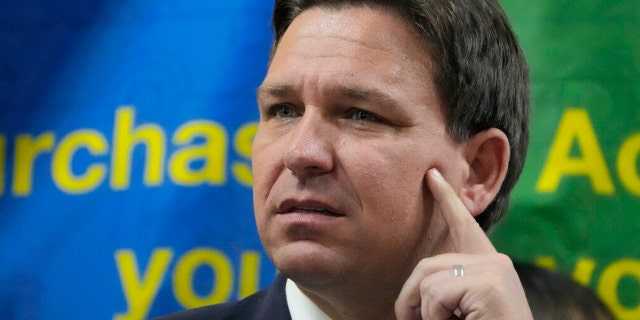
[114,247,264,320]
[0,106,255,197]
[537,107,640,196]
[535,256,640,320]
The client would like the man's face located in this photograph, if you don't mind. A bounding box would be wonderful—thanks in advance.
[253,7,465,290]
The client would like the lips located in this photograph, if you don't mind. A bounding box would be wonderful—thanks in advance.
[277,199,344,217]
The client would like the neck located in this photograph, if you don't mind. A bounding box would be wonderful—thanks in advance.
[295,275,403,320]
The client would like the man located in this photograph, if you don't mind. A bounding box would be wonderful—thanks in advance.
[157,0,532,319]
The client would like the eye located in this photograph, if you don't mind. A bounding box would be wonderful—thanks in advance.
[351,109,378,122]
[269,104,300,118]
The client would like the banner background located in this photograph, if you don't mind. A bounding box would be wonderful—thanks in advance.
[493,2,639,318]
[0,1,637,319]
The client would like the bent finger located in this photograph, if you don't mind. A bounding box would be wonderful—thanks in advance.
[396,254,475,319]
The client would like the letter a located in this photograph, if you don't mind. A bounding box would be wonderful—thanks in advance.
[537,108,614,194]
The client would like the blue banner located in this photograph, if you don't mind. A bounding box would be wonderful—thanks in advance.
[1,1,638,319]
[1,1,276,319]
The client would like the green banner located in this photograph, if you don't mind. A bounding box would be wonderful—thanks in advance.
[492,1,640,319]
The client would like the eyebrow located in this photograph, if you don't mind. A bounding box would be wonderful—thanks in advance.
[336,85,401,111]
[256,84,295,103]
[257,83,401,111]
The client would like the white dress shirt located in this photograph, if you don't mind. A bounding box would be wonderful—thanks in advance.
[286,279,332,320]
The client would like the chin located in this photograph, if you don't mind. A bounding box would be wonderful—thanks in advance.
[270,241,351,285]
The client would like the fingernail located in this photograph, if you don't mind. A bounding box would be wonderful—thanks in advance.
[429,168,444,182]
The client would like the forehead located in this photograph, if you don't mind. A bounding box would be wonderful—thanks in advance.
[295,7,428,56]
[264,6,437,103]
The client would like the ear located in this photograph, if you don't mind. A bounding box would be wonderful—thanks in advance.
[459,128,510,217]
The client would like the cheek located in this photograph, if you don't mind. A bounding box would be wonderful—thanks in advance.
[354,175,431,257]
[347,147,428,219]
[251,141,281,207]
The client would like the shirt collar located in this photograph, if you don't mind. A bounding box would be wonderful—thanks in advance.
[285,278,333,320]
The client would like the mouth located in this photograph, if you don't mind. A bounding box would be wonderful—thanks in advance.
[278,200,345,217]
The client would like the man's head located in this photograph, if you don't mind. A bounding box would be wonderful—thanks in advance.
[251,0,528,297]
[268,0,529,231]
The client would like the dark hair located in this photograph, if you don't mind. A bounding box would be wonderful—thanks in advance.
[270,0,530,231]
[514,262,615,320]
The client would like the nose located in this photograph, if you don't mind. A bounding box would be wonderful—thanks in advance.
[283,112,334,177]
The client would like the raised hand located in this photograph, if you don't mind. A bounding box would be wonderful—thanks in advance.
[395,168,532,320]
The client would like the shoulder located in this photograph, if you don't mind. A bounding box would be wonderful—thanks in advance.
[151,275,291,320]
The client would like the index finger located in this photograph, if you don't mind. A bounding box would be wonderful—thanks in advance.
[427,168,496,254]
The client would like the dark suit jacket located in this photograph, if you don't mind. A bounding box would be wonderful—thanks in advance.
[152,274,292,320]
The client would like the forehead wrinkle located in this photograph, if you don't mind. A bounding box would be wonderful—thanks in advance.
[288,32,433,90]
[294,33,396,58]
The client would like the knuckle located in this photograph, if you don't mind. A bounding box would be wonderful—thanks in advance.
[493,253,514,269]
[415,257,438,274]
[419,277,439,299]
